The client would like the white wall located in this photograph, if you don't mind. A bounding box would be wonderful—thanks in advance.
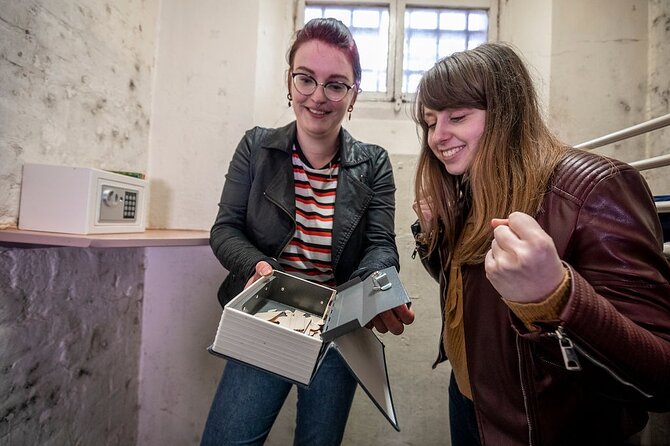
[549,0,648,154]
[498,0,553,114]
[138,246,223,446]
[147,0,261,230]
[253,0,296,128]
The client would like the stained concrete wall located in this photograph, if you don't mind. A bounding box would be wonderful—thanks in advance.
[0,1,158,445]
[644,0,670,194]
[1,1,669,445]
[0,0,158,228]
[0,247,144,445]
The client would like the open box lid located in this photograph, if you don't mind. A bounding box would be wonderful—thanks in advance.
[331,326,400,430]
[323,266,409,431]
[322,266,410,342]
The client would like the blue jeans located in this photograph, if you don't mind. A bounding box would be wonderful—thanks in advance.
[200,348,357,446]
[448,373,481,446]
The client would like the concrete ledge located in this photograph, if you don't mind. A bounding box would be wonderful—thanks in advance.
[0,228,210,248]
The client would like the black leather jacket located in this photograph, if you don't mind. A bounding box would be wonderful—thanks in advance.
[211,121,399,306]
[416,149,670,445]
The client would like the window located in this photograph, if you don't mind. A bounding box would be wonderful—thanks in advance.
[304,5,390,95]
[403,8,489,93]
[299,0,498,103]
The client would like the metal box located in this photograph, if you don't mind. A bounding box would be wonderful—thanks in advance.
[208,266,410,431]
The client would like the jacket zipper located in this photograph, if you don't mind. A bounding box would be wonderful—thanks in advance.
[553,326,582,371]
[515,334,534,446]
[264,192,296,259]
[551,326,653,398]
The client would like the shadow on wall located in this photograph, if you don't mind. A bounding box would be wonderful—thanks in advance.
[148,178,172,228]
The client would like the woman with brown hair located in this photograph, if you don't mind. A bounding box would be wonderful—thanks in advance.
[412,42,670,445]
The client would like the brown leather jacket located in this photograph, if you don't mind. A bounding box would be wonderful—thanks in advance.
[417,149,670,445]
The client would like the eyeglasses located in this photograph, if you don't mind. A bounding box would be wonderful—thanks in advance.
[291,72,356,102]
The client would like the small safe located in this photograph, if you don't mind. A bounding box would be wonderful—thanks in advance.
[18,163,147,234]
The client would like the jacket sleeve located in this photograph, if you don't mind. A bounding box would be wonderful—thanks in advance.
[210,128,278,286]
[522,165,670,410]
[411,220,442,282]
[349,148,400,279]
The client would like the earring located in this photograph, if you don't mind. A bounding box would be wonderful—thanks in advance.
[347,104,354,120]
[287,93,292,107]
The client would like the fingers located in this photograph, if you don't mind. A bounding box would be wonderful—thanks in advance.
[394,303,416,325]
[486,212,564,302]
[369,304,415,335]
[256,261,273,277]
[244,261,274,289]
[413,199,433,230]
[491,222,518,253]
[492,212,556,258]
[490,218,509,229]
[504,212,544,239]
[370,316,389,334]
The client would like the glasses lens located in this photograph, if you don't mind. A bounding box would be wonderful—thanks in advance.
[293,74,317,96]
[324,83,349,102]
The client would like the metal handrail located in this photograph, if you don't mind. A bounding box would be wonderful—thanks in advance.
[575,113,670,151]
[629,153,670,171]
[572,114,670,257]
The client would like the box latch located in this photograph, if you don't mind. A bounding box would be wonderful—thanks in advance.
[371,271,392,291]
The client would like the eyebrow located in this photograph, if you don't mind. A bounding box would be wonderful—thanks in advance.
[423,109,437,120]
[293,66,351,83]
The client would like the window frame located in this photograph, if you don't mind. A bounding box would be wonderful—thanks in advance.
[296,0,499,103]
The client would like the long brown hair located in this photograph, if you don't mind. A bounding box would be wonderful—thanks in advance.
[413,42,568,265]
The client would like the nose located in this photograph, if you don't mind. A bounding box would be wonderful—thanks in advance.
[310,84,328,103]
[431,116,452,141]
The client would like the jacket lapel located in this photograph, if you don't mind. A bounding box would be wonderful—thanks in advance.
[331,130,374,269]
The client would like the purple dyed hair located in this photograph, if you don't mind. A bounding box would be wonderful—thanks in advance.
[287,18,362,85]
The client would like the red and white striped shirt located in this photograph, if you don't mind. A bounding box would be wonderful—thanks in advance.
[278,145,339,286]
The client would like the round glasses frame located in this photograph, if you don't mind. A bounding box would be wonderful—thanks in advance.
[291,72,357,102]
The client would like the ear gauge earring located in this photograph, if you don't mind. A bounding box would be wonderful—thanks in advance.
[347,104,354,120]
[287,93,292,107]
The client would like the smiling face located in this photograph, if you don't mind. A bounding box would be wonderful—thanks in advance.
[289,40,357,145]
[423,107,487,176]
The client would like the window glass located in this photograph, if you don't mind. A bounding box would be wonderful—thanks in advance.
[440,11,466,30]
[305,5,389,94]
[305,3,489,98]
[407,10,438,29]
[353,9,381,28]
[468,11,488,31]
[324,8,352,23]
[439,35,467,58]
[403,7,488,93]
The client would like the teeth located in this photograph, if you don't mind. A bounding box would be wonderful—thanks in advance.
[440,145,464,158]
[308,108,326,115]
